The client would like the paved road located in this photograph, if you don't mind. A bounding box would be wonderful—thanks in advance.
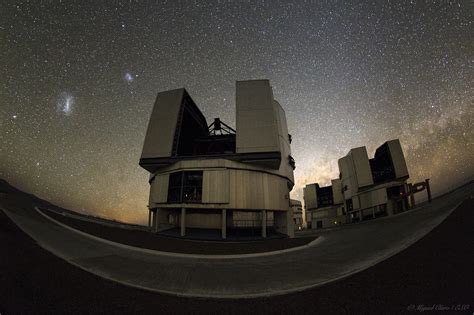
[40,208,317,255]
[1,183,473,298]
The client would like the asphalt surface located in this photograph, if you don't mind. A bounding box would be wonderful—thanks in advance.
[3,182,472,299]
[41,208,316,254]
[1,181,473,313]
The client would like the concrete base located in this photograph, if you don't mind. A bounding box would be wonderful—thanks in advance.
[149,208,176,233]
[261,210,267,238]
[221,209,226,239]
[274,209,294,238]
[180,208,186,237]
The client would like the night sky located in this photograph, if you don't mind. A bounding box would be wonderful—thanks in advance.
[1,1,472,224]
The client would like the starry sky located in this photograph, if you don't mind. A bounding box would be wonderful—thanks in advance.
[1,1,472,224]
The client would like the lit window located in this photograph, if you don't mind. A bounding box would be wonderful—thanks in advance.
[167,171,203,203]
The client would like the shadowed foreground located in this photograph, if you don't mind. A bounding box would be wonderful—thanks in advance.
[0,191,472,313]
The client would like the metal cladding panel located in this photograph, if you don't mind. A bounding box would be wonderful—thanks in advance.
[387,139,409,179]
[228,169,289,211]
[352,195,361,210]
[350,147,374,189]
[141,89,184,159]
[303,186,310,209]
[202,169,230,204]
[262,172,288,210]
[231,169,264,209]
[359,188,387,209]
[303,184,318,210]
[338,155,356,199]
[313,210,329,219]
[236,80,280,154]
[331,179,344,204]
[274,100,290,150]
[290,199,302,207]
[306,211,312,221]
[273,100,295,184]
[149,173,169,205]
[337,206,345,217]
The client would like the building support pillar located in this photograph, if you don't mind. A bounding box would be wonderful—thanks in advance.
[286,207,295,238]
[221,209,227,239]
[148,210,152,230]
[154,208,159,233]
[408,183,415,208]
[261,210,267,238]
[425,179,432,203]
[180,208,186,237]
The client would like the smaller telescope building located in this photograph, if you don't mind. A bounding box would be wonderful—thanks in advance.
[304,139,410,229]
[290,199,303,230]
[139,80,296,239]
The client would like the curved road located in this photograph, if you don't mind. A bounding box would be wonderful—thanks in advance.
[2,183,472,298]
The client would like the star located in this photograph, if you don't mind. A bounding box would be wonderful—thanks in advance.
[1,1,471,225]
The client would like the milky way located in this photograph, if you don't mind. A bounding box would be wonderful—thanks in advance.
[0,1,472,224]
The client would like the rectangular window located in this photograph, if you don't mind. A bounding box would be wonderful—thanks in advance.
[317,186,334,206]
[167,172,183,203]
[167,171,203,203]
[182,171,203,202]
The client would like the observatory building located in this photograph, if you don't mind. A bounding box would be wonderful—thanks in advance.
[304,139,410,228]
[303,179,345,229]
[290,199,303,230]
[139,80,295,239]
